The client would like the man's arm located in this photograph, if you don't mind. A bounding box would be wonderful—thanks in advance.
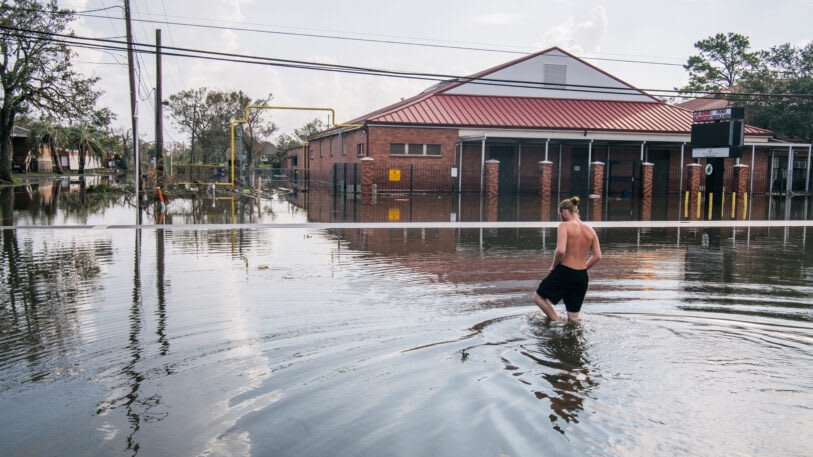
[551,223,568,270]
[585,230,602,270]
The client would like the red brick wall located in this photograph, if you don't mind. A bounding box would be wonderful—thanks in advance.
[368,126,458,165]
[307,129,368,171]
[305,127,777,196]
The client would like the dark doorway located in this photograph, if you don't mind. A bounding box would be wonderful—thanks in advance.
[489,146,515,195]
[649,150,670,196]
[570,148,589,196]
[607,160,639,197]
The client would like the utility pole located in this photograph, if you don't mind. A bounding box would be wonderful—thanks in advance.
[155,29,164,189]
[124,0,140,209]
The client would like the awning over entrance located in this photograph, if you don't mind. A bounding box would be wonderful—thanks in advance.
[456,131,812,198]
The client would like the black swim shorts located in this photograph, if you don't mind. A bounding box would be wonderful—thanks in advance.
[536,264,589,313]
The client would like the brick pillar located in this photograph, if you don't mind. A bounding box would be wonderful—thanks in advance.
[734,164,749,220]
[485,160,499,221]
[590,162,605,197]
[687,163,703,220]
[485,160,499,199]
[540,197,552,221]
[589,196,603,222]
[486,193,498,222]
[641,162,653,221]
[361,157,375,202]
[538,161,552,201]
[641,162,654,200]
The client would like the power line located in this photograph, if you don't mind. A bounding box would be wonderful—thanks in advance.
[1,25,676,98]
[3,24,812,102]
[74,11,685,68]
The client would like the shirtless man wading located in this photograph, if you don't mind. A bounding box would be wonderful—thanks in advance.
[533,196,602,323]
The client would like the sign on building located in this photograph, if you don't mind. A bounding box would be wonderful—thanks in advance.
[691,108,744,158]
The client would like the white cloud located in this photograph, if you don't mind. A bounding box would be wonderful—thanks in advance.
[536,6,608,55]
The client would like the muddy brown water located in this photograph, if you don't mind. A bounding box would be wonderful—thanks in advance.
[1,182,812,456]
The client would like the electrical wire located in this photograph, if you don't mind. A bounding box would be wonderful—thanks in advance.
[75,11,686,68]
[5,24,811,102]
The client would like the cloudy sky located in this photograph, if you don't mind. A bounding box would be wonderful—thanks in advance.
[59,0,813,145]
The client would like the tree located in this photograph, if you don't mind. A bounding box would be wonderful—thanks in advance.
[65,123,103,175]
[293,118,325,143]
[678,32,766,94]
[26,118,64,173]
[0,0,104,182]
[166,88,277,166]
[737,42,813,140]
[166,87,207,163]
[239,92,277,169]
[273,118,325,166]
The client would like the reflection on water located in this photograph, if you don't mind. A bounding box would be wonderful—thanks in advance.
[1,177,812,226]
[0,176,305,226]
[1,192,812,456]
[295,191,813,223]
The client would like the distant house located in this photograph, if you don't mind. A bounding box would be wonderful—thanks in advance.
[256,142,278,164]
[10,126,106,173]
[676,91,731,112]
[10,126,30,171]
[307,47,811,197]
[10,126,55,172]
[56,148,102,171]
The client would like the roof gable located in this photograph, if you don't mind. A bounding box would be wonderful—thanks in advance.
[336,48,774,138]
[443,47,657,103]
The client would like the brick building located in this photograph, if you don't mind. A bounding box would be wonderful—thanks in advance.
[303,47,811,198]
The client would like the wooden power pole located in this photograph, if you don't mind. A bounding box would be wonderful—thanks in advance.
[155,29,164,189]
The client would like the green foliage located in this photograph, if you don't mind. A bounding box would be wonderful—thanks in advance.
[270,118,325,166]
[0,0,108,181]
[165,88,277,166]
[65,123,104,174]
[26,118,64,173]
[293,118,325,143]
[736,42,813,140]
[678,32,766,94]
[680,33,813,141]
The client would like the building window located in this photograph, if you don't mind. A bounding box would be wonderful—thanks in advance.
[329,139,333,157]
[319,141,323,158]
[309,147,314,160]
[544,64,567,87]
[390,143,442,157]
[357,143,365,157]
[407,144,423,155]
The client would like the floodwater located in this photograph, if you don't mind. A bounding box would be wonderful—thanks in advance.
[1,178,813,456]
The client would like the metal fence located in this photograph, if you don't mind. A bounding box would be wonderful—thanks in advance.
[246,161,807,197]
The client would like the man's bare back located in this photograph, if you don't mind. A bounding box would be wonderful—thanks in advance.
[556,216,601,271]
[534,197,601,323]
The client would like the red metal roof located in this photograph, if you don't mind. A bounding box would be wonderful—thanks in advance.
[334,47,774,138]
[359,93,773,136]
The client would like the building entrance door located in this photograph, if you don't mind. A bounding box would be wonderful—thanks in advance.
[570,148,589,196]
[608,160,641,197]
[649,150,670,197]
[489,146,515,195]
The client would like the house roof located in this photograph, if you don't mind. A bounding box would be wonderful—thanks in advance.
[364,94,708,134]
[332,47,774,139]
[676,93,730,112]
[12,126,28,138]
[355,93,773,137]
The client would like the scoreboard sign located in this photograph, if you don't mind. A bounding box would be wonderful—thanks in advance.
[691,107,744,123]
[691,108,745,159]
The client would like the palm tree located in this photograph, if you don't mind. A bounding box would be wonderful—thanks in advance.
[27,119,65,174]
[66,123,103,175]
